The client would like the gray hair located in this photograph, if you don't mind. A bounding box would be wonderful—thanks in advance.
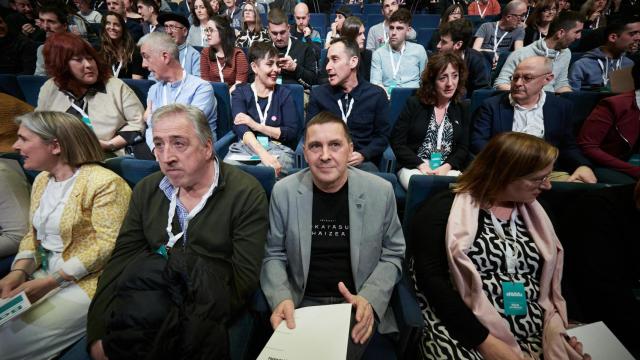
[137,32,179,61]
[152,104,214,149]
[503,0,527,18]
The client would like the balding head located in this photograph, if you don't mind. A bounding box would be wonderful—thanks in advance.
[294,2,310,30]
[510,56,554,105]
[294,2,309,15]
[501,0,527,29]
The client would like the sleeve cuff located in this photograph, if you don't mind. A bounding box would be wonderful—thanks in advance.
[11,251,36,269]
[60,256,89,280]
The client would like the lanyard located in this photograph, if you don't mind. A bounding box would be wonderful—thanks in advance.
[163,69,187,106]
[112,60,123,77]
[251,83,273,125]
[597,57,622,86]
[490,208,519,274]
[69,98,89,119]
[435,102,450,150]
[216,55,225,83]
[283,37,292,58]
[388,43,405,80]
[200,26,206,47]
[493,22,509,54]
[542,40,559,62]
[594,16,600,29]
[476,1,488,18]
[150,24,156,33]
[180,48,187,69]
[383,26,389,43]
[338,96,354,123]
[165,176,217,248]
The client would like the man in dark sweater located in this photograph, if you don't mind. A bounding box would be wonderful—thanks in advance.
[267,7,317,89]
[87,104,268,359]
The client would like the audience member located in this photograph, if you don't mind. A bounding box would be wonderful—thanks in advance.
[87,104,268,359]
[580,0,607,30]
[523,0,558,46]
[427,4,464,52]
[99,11,148,79]
[577,64,640,184]
[391,52,470,189]
[467,0,501,18]
[34,4,69,76]
[106,0,143,41]
[261,111,405,359]
[307,38,390,171]
[472,0,526,68]
[324,5,350,49]
[6,0,45,42]
[159,13,201,77]
[319,16,372,84]
[437,19,491,95]
[495,10,583,93]
[200,15,248,90]
[225,42,298,177]
[558,0,571,12]
[186,0,213,47]
[137,0,162,34]
[123,0,143,23]
[412,132,589,359]
[223,0,241,30]
[0,159,29,276]
[209,0,222,15]
[0,111,131,360]
[235,2,271,48]
[291,3,322,47]
[366,0,416,51]
[0,9,36,75]
[75,0,102,23]
[473,56,596,183]
[267,8,317,89]
[569,16,639,91]
[371,9,427,96]
[37,32,145,156]
[0,93,33,152]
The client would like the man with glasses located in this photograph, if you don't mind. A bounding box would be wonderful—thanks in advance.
[495,10,583,93]
[472,56,597,183]
[472,0,526,67]
[158,13,200,77]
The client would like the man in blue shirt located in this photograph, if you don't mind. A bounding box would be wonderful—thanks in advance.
[138,32,217,153]
[158,13,200,77]
[307,38,390,171]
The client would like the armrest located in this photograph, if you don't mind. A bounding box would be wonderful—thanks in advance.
[214,131,237,159]
[379,146,397,173]
[391,275,423,329]
[295,138,306,168]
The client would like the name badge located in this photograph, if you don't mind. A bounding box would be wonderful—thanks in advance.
[629,154,640,166]
[276,76,283,85]
[502,281,527,316]
[257,135,269,149]
[386,80,397,98]
[429,152,443,170]
[155,245,169,259]
[81,116,93,130]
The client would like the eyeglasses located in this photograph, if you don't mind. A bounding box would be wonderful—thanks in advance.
[509,72,551,84]
[204,27,218,34]
[165,24,185,31]
[508,13,527,19]
[523,174,551,186]
[542,7,557,13]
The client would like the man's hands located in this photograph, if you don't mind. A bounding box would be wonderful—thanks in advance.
[277,55,297,72]
[270,299,296,330]
[568,166,597,184]
[348,151,365,167]
[338,282,374,345]
[90,340,109,360]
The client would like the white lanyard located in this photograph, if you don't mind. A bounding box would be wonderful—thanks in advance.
[180,48,187,69]
[594,16,600,29]
[69,97,90,119]
[337,96,354,123]
[216,55,225,83]
[435,102,450,150]
[542,41,559,62]
[388,43,405,80]
[476,1,488,18]
[200,26,206,47]
[251,83,273,125]
[383,26,389,43]
[162,70,187,106]
[283,37,292,58]
[112,60,123,77]
[493,22,509,54]
[186,0,190,13]
[597,58,622,86]
[150,24,156,33]
[490,208,519,274]
[165,176,217,248]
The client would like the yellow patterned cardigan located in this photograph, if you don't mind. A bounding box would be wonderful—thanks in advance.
[17,164,131,298]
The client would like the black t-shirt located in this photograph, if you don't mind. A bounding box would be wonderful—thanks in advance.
[305,181,356,297]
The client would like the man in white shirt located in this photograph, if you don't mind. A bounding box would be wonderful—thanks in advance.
[366,0,416,51]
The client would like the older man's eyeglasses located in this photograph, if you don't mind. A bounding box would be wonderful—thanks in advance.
[508,12,527,19]
[165,24,186,31]
[510,72,551,84]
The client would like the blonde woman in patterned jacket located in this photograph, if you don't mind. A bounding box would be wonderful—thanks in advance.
[0,111,131,360]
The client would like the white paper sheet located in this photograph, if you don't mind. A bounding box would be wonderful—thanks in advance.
[257,303,352,360]
[566,321,635,360]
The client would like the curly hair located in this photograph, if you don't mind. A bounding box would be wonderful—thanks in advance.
[416,52,467,106]
[44,32,112,96]
[99,12,135,74]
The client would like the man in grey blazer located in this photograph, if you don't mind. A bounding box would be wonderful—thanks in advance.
[261,112,406,357]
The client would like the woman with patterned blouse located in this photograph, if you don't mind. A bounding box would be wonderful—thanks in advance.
[390,52,470,190]
[0,111,130,359]
[412,132,590,360]
[235,1,271,48]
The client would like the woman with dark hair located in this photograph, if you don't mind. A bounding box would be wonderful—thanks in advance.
[581,0,608,29]
[235,1,271,48]
[428,4,465,51]
[0,111,130,360]
[340,16,372,81]
[36,32,144,156]
[412,132,589,359]
[123,0,142,22]
[390,52,469,190]
[186,0,214,47]
[524,0,558,45]
[225,42,298,177]
[99,11,147,79]
[201,15,249,92]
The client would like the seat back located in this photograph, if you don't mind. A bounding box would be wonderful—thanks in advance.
[469,88,501,115]
[104,157,160,188]
[558,91,617,135]
[364,3,382,14]
[0,74,25,100]
[236,164,276,198]
[309,13,327,31]
[415,28,436,47]
[389,88,418,129]
[121,78,155,106]
[282,83,305,142]
[211,82,232,140]
[413,14,439,28]
[16,75,48,107]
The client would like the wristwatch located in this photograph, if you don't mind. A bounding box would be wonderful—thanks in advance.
[51,271,71,288]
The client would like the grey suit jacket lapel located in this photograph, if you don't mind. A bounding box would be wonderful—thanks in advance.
[297,171,314,286]
[347,168,365,288]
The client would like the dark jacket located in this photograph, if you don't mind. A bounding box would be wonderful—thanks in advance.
[0,31,36,75]
[276,37,318,89]
[391,96,470,170]
[471,92,590,172]
[231,83,300,149]
[464,48,491,95]
[578,91,640,178]
[87,162,268,346]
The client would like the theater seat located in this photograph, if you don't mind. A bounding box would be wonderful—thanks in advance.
[121,78,155,106]
[0,74,25,100]
[16,75,48,107]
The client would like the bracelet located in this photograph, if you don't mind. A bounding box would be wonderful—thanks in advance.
[107,140,117,152]
[10,268,31,280]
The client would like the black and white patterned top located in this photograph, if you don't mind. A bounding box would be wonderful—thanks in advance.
[416,111,454,162]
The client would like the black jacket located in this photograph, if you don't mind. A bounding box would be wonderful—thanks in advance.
[464,48,491,95]
[276,37,318,89]
[391,96,470,170]
[0,31,36,75]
